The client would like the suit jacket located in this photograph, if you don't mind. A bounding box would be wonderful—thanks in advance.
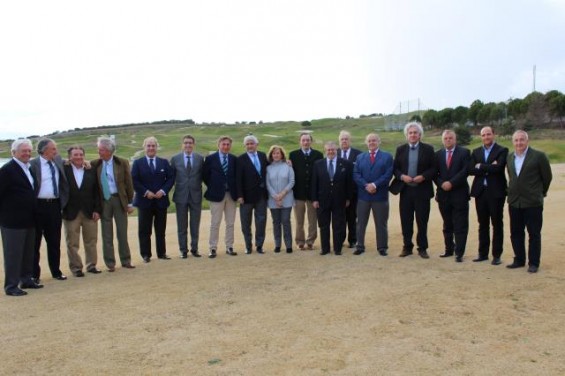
[469,143,508,198]
[62,164,102,220]
[170,152,204,205]
[132,156,174,209]
[338,148,362,164]
[289,148,323,201]
[91,155,134,212]
[311,158,353,207]
[202,151,238,202]
[507,147,552,208]
[0,159,38,229]
[30,154,69,209]
[434,146,471,203]
[236,151,268,203]
[389,142,436,198]
[353,150,393,202]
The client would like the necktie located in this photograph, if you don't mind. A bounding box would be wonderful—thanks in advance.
[253,153,261,175]
[343,150,348,160]
[100,161,111,200]
[370,152,375,164]
[328,159,334,180]
[222,154,228,175]
[149,158,155,173]
[186,155,192,172]
[447,150,453,168]
[47,161,58,197]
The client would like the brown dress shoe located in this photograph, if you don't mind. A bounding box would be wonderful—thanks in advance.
[122,264,136,269]
[399,249,413,257]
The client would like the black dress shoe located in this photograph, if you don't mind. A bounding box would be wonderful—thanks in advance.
[473,257,488,262]
[378,250,388,256]
[143,257,151,263]
[527,265,539,273]
[334,251,342,255]
[353,249,365,255]
[190,250,202,258]
[6,289,27,296]
[32,278,41,284]
[87,268,102,274]
[54,274,67,280]
[180,252,188,259]
[274,247,281,253]
[320,250,330,255]
[455,256,463,263]
[122,264,136,269]
[348,243,355,249]
[440,252,454,258]
[491,258,502,265]
[157,255,171,260]
[418,250,430,259]
[256,248,265,254]
[226,248,238,256]
[286,248,293,253]
[21,281,44,289]
[73,271,85,277]
[245,249,252,254]
[208,249,217,258]
[506,262,525,269]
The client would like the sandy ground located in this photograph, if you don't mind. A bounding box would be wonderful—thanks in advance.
[1,164,564,375]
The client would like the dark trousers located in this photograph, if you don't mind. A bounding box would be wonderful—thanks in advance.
[2,227,35,293]
[270,207,293,249]
[317,203,346,253]
[509,206,543,267]
[239,196,267,250]
[138,206,168,258]
[34,199,63,279]
[175,201,202,253]
[438,199,469,256]
[343,195,358,246]
[475,192,505,258]
[399,187,430,251]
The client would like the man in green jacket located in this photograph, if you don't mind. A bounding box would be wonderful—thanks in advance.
[506,130,552,273]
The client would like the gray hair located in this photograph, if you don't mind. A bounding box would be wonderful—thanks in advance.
[403,122,424,138]
[243,135,258,145]
[37,138,55,155]
[338,130,351,140]
[11,138,33,153]
[142,136,160,148]
[512,130,529,141]
[324,141,338,149]
[97,136,116,153]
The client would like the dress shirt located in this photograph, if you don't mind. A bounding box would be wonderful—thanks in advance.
[38,156,59,199]
[103,157,118,194]
[13,157,34,188]
[514,147,528,176]
[71,164,85,188]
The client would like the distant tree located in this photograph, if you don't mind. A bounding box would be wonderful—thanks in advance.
[507,98,526,118]
[301,120,312,127]
[422,109,438,127]
[545,90,565,128]
[468,99,484,126]
[523,91,547,130]
[498,118,516,136]
[437,108,454,128]
[454,125,472,145]
[452,106,469,125]
[409,114,422,123]
[477,102,497,125]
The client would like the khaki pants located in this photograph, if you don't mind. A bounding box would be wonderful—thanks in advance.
[101,196,131,268]
[293,199,317,247]
[64,211,99,273]
[209,193,237,251]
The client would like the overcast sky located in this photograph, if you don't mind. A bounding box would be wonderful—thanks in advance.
[1,0,564,139]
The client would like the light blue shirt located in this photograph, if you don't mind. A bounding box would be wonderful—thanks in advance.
[104,157,118,194]
[514,147,528,176]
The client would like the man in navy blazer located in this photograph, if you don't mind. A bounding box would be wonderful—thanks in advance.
[352,133,393,256]
[468,126,508,265]
[132,137,174,262]
[202,136,239,258]
[389,122,436,258]
[338,130,363,248]
[311,141,353,255]
[236,135,269,254]
[434,130,471,262]
[0,139,41,296]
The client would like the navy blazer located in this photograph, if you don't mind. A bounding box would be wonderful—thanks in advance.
[311,158,353,207]
[202,152,238,202]
[434,146,471,203]
[236,151,268,203]
[132,156,174,209]
[469,143,508,199]
[353,150,393,202]
[0,159,38,228]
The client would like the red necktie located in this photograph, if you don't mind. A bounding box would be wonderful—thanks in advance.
[446,150,453,168]
[370,152,375,164]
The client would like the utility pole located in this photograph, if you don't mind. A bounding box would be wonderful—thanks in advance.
[533,64,536,92]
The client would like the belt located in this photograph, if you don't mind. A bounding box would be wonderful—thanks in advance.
[37,198,60,203]
[111,193,120,197]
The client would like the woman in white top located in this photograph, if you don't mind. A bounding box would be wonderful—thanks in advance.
[266,145,295,253]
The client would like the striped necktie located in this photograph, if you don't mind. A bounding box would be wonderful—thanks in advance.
[222,154,228,175]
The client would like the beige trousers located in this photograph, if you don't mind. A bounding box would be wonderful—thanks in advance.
[293,199,318,246]
[209,193,237,251]
[64,211,99,273]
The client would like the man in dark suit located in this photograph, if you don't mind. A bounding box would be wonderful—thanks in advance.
[62,145,102,277]
[236,135,269,254]
[289,132,323,250]
[1,139,42,296]
[434,130,471,262]
[352,133,393,256]
[311,141,353,255]
[338,130,362,248]
[30,138,69,281]
[91,136,136,271]
[132,137,175,262]
[506,130,552,273]
[389,122,436,258]
[469,126,508,265]
[170,135,204,259]
[202,136,238,258]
